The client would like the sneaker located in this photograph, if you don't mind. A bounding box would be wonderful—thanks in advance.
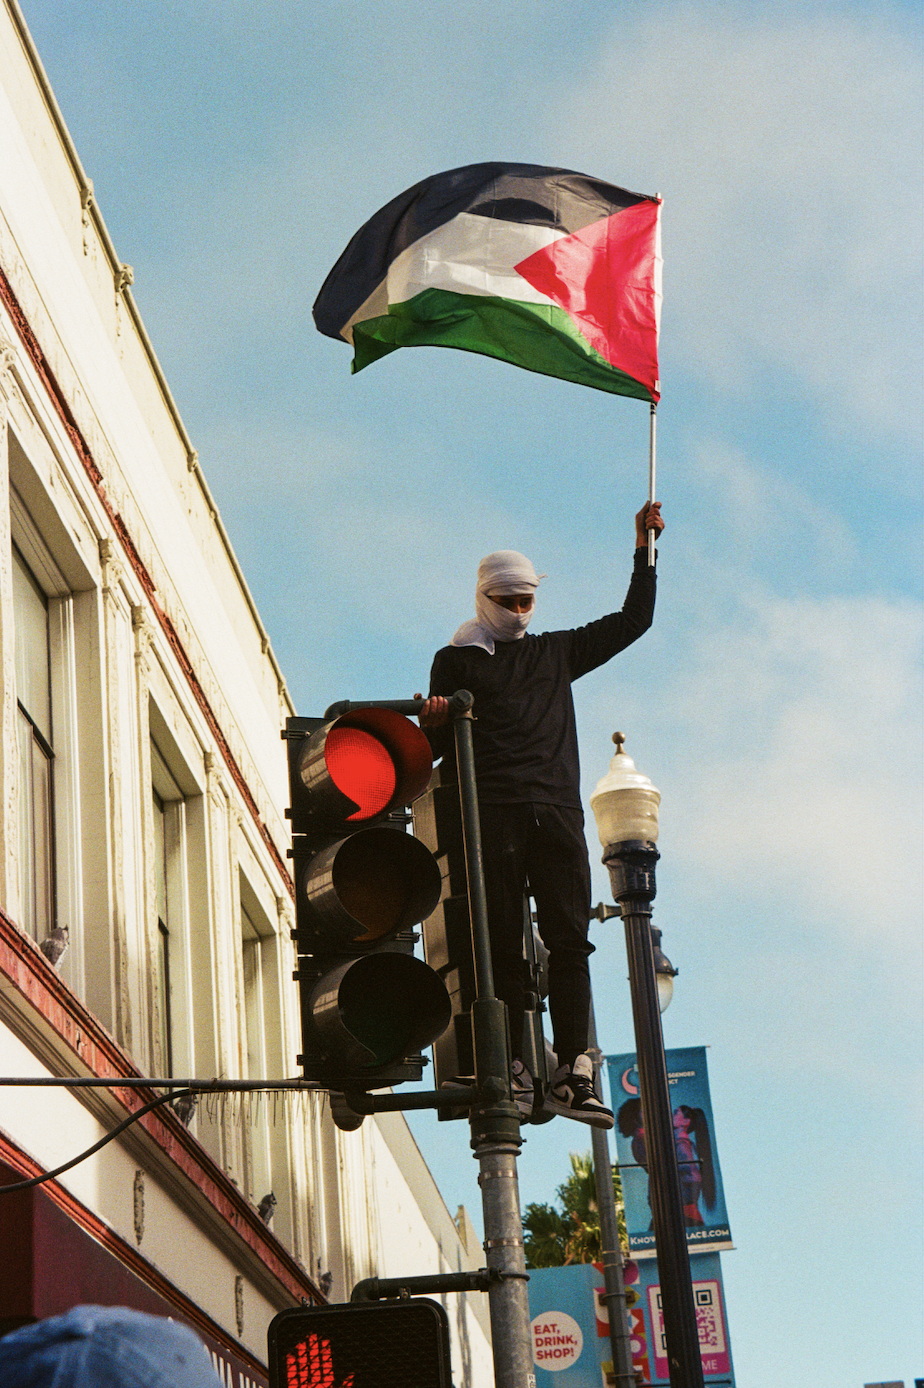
[511,1058,535,1121]
[543,1053,614,1129]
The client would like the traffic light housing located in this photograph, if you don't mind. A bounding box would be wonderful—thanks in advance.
[411,760,478,1089]
[268,1299,452,1388]
[413,763,551,1108]
[285,708,451,1088]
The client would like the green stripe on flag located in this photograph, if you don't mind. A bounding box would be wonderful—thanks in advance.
[350,288,654,401]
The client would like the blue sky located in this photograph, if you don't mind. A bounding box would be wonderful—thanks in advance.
[18,1,923,1382]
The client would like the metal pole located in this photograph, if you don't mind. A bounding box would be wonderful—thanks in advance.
[604,841,704,1388]
[453,707,534,1388]
[587,1003,636,1388]
[647,402,657,569]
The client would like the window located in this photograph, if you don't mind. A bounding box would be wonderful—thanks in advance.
[241,898,268,1084]
[150,741,187,1076]
[12,545,55,940]
[240,878,274,1204]
[7,462,89,1001]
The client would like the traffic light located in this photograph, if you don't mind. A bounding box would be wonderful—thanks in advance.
[285,707,451,1089]
[268,1300,452,1388]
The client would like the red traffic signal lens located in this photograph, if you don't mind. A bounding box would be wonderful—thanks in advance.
[324,726,397,821]
[297,708,433,826]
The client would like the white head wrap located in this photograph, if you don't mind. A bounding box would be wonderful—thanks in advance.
[451,550,545,654]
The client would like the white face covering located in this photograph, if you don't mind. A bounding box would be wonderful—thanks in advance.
[451,550,545,654]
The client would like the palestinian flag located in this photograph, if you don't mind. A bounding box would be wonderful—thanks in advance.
[313,162,662,402]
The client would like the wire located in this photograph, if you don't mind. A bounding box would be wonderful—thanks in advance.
[0,1087,194,1194]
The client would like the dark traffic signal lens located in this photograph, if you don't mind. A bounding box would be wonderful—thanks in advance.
[300,827,442,949]
[308,953,453,1070]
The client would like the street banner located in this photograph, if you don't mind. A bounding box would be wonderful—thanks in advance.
[526,1254,736,1387]
[526,1264,611,1387]
[606,1046,733,1254]
[625,1250,736,1385]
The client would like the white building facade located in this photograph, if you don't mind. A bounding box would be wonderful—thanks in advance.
[0,2,492,1381]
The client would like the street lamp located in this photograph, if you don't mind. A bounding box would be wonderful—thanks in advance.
[651,925,678,1013]
[592,903,678,1014]
[590,732,705,1388]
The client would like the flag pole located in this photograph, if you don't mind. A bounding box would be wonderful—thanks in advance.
[647,401,657,567]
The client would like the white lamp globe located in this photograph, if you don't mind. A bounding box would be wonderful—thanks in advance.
[590,733,661,849]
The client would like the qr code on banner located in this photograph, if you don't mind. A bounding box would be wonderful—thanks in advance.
[694,1283,725,1353]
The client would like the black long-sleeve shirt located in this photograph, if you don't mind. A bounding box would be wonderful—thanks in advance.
[426,549,656,806]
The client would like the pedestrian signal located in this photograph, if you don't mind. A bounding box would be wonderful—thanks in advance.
[268,1299,453,1388]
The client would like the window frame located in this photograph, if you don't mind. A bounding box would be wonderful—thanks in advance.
[148,735,195,1079]
[8,484,84,993]
[239,872,276,1206]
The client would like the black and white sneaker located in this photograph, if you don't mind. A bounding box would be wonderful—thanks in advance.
[511,1058,535,1121]
[543,1053,614,1129]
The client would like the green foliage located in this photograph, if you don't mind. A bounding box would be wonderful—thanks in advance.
[523,1152,627,1268]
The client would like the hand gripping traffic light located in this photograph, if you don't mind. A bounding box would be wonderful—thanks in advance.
[285,707,451,1089]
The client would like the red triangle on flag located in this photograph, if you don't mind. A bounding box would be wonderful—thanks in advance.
[514,200,660,397]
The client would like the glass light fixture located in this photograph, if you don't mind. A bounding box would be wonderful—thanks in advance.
[651,926,678,1012]
[590,732,661,848]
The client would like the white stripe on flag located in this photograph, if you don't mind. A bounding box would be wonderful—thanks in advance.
[343,214,564,343]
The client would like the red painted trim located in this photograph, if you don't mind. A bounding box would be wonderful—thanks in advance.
[0,907,322,1308]
[0,259,294,900]
[0,1145,271,1382]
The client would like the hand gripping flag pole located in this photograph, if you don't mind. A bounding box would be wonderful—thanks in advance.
[313,161,663,537]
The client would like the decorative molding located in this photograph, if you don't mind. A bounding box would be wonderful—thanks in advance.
[114,264,134,334]
[131,602,154,666]
[114,264,135,296]
[80,182,94,255]
[0,333,21,422]
[133,1168,145,1245]
[235,1273,245,1339]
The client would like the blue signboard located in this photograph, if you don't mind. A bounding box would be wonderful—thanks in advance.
[526,1255,736,1386]
[527,1264,610,1387]
[626,1251,736,1386]
[606,1046,733,1255]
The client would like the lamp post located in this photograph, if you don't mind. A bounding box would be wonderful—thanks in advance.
[590,733,705,1388]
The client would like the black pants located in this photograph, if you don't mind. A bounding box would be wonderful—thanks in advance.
[479,801,593,1071]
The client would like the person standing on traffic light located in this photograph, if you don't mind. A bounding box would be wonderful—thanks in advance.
[417,501,664,1129]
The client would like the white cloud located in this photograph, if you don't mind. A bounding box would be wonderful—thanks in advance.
[558,3,923,445]
[630,587,922,943]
